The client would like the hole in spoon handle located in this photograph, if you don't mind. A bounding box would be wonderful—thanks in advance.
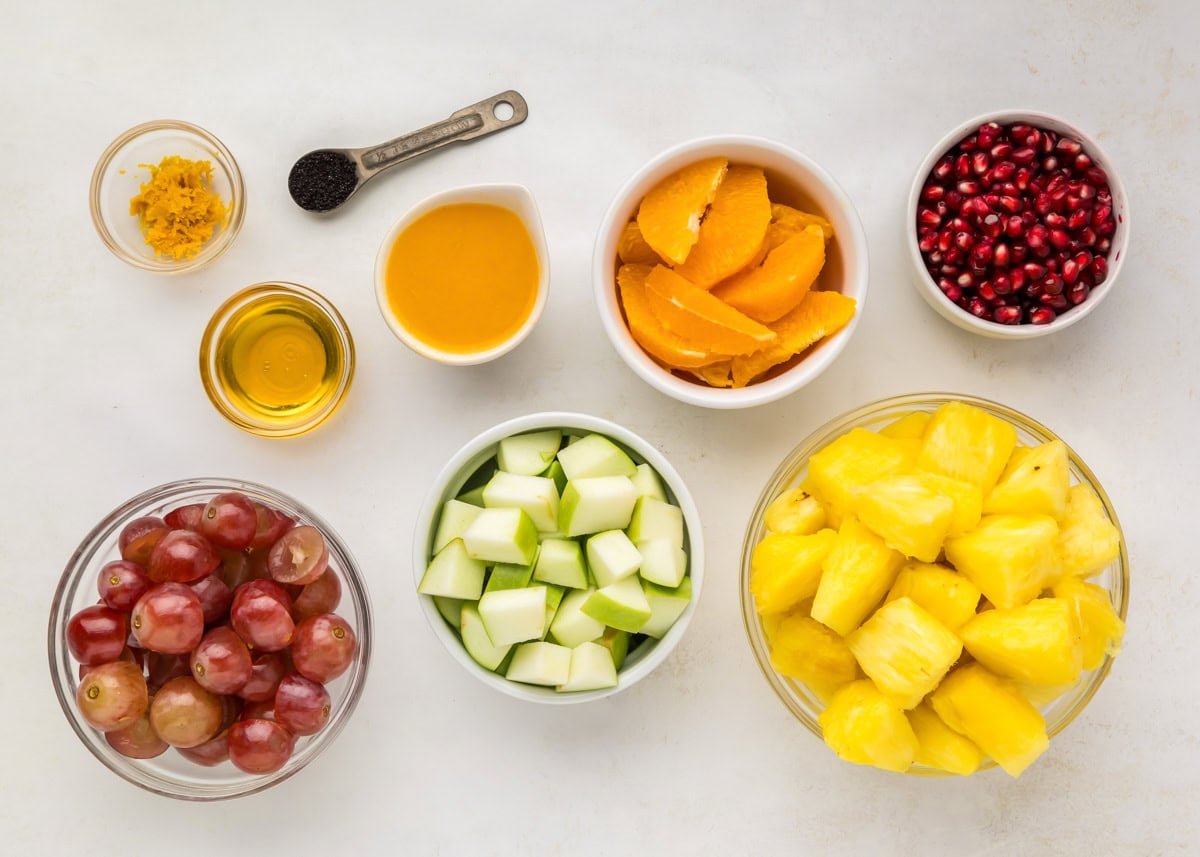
[360,90,529,172]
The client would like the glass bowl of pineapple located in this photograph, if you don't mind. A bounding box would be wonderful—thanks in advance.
[739,393,1128,777]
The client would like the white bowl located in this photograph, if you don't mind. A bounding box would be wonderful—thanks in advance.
[907,109,1130,339]
[412,412,705,704]
[374,183,550,365]
[592,135,869,409]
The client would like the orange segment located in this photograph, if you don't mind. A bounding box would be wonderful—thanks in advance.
[644,265,776,356]
[617,264,718,369]
[712,224,826,323]
[772,203,834,241]
[690,360,734,388]
[764,221,802,253]
[674,166,772,288]
[636,157,728,265]
[617,221,662,265]
[731,290,856,387]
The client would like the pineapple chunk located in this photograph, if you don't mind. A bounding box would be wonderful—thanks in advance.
[886,562,980,630]
[764,487,827,535]
[768,613,859,702]
[804,428,912,527]
[908,702,982,775]
[983,440,1069,519]
[819,680,918,773]
[1052,576,1125,669]
[917,401,1017,493]
[750,530,837,614]
[854,474,955,562]
[918,473,983,537]
[811,517,904,635]
[761,611,785,646]
[1018,681,1079,707]
[880,411,931,440]
[846,597,962,709]
[960,598,1083,686]
[1056,484,1121,578]
[931,664,1048,777]
[944,515,1060,609]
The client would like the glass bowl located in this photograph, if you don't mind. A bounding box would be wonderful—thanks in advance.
[739,393,1129,775]
[90,119,246,274]
[199,282,355,438]
[47,479,372,800]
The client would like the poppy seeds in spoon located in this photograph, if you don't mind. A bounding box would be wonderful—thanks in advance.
[288,150,360,212]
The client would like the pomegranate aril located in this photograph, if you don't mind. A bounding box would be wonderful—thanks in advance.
[1049,228,1071,250]
[998,195,1022,213]
[957,272,976,289]
[1086,167,1108,186]
[1096,188,1112,206]
[1005,215,1025,237]
[1011,243,1028,264]
[1042,156,1059,172]
[1012,146,1036,165]
[955,231,974,251]
[1034,194,1054,215]
[992,274,1012,295]
[945,191,964,211]
[1096,237,1111,253]
[971,152,990,175]
[922,184,945,202]
[1009,268,1027,292]
[991,160,1016,182]
[1079,183,1097,201]
[1030,307,1057,325]
[1074,153,1092,172]
[980,214,1002,240]
[957,180,980,195]
[1055,137,1082,156]
[1092,204,1112,227]
[1042,293,1071,312]
[1062,258,1080,285]
[919,208,942,227]
[919,233,937,253]
[1042,275,1064,296]
[943,285,963,303]
[967,298,991,319]
[965,197,991,217]
[1097,218,1116,236]
[992,243,1010,268]
[959,135,979,152]
[1027,225,1048,250]
[978,282,997,302]
[1015,167,1034,190]
[944,247,963,266]
[933,157,954,182]
[1091,256,1108,284]
[1079,226,1098,246]
[1067,208,1090,230]
[1068,282,1090,305]
[1044,213,1066,228]
[977,122,1001,147]
[955,153,971,178]
[994,305,1022,324]
[938,229,953,252]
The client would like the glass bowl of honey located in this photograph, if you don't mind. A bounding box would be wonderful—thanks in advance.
[199,283,355,438]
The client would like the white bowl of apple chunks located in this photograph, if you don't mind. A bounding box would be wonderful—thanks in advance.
[741,394,1128,777]
[415,413,703,703]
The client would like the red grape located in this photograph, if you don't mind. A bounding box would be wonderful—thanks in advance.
[145,651,191,693]
[241,698,277,721]
[228,719,293,774]
[176,726,232,766]
[76,661,148,732]
[164,503,204,531]
[238,652,289,702]
[149,676,222,748]
[191,574,233,624]
[131,583,204,654]
[274,674,331,736]
[105,707,168,759]
[148,530,220,584]
[97,560,151,611]
[199,492,257,550]
[292,570,341,621]
[267,525,328,585]
[67,605,128,665]
[292,614,356,683]
[190,627,252,694]
[249,503,294,550]
[220,550,255,589]
[118,516,168,566]
[231,580,294,651]
[78,646,139,681]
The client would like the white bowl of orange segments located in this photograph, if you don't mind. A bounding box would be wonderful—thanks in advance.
[593,135,868,409]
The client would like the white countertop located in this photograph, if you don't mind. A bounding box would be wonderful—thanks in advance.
[2,2,1198,854]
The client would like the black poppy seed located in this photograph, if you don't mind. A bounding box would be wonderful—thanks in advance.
[288,150,359,212]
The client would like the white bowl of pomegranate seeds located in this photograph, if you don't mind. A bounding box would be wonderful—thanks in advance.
[908,110,1128,338]
[48,479,372,800]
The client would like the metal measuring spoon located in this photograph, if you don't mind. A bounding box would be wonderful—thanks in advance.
[287,90,529,213]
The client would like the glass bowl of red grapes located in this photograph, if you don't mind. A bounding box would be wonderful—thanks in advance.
[48,479,372,800]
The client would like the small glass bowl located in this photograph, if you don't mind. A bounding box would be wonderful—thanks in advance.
[199,282,355,438]
[47,479,373,800]
[90,119,246,274]
[739,393,1129,775]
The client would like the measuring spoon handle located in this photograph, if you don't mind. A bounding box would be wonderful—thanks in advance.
[359,90,528,172]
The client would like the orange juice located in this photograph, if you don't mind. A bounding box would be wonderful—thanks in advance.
[383,203,540,354]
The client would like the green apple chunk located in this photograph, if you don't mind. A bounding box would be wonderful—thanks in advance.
[559,476,638,537]
[545,460,567,494]
[456,484,486,507]
[433,499,483,554]
[556,433,638,480]
[463,508,539,565]
[434,596,464,630]
[506,641,571,686]
[586,530,642,587]
[640,577,692,639]
[581,575,651,633]
[497,429,563,476]
[418,539,486,600]
[558,641,619,692]
[626,496,684,548]
[597,627,631,670]
[549,589,606,648]
[483,472,560,533]
[532,538,588,589]
[631,463,667,501]
[461,604,512,671]
[478,586,548,647]
[542,585,566,638]
[484,561,535,593]
[636,538,688,588]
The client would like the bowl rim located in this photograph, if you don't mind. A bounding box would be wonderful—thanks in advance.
[591,133,869,409]
[373,182,550,366]
[411,411,705,704]
[89,118,246,275]
[738,392,1130,775]
[905,109,1130,339]
[198,281,356,438]
[47,478,373,800]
